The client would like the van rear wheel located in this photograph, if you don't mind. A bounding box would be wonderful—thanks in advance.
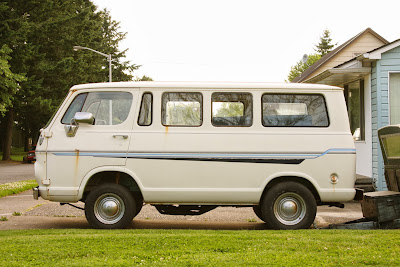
[85,183,136,229]
[252,206,265,222]
[261,182,316,230]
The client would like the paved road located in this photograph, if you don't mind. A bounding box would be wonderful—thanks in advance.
[0,161,35,183]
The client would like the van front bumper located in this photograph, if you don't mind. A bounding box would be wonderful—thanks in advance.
[33,186,40,200]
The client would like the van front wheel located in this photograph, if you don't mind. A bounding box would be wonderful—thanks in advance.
[85,183,136,229]
[261,182,316,230]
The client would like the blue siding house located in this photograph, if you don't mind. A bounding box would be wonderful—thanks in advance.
[370,44,400,189]
[293,30,400,191]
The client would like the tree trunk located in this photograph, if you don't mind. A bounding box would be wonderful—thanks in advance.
[24,132,30,151]
[2,109,14,161]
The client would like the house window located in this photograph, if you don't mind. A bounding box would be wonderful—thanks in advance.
[344,80,365,141]
[389,73,400,124]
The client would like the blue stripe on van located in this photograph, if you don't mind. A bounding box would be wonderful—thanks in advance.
[52,148,355,164]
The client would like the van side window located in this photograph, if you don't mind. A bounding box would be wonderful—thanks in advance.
[61,92,133,125]
[162,92,202,126]
[212,93,253,127]
[138,93,152,126]
[262,94,329,127]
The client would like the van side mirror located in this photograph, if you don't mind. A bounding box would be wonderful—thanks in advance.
[64,112,95,137]
[74,112,95,125]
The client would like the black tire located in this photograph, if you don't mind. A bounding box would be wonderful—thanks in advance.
[260,182,316,230]
[133,194,143,217]
[85,183,136,229]
[252,205,265,222]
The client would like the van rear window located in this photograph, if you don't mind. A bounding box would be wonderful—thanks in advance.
[262,94,329,127]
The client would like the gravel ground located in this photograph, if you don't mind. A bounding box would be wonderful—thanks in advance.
[24,200,363,227]
[0,162,364,229]
[25,202,265,223]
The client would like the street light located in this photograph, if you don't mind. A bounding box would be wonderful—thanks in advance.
[73,45,112,82]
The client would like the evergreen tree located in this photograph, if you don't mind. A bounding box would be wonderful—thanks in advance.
[314,29,336,56]
[287,29,336,82]
[0,0,141,159]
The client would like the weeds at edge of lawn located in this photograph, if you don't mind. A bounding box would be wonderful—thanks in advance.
[0,229,399,266]
[0,180,38,198]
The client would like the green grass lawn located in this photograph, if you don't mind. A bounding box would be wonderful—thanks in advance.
[0,180,38,198]
[0,147,27,161]
[0,229,399,266]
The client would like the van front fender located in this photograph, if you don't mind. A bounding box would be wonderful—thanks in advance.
[78,166,144,200]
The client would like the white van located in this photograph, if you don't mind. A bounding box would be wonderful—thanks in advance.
[34,82,357,229]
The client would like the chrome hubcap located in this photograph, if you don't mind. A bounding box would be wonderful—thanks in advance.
[274,192,306,225]
[94,193,125,224]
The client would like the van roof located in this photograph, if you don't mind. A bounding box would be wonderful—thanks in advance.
[70,81,343,91]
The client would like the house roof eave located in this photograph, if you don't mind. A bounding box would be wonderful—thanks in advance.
[303,67,371,86]
[291,28,388,83]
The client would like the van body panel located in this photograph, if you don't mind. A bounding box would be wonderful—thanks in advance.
[35,82,356,207]
[39,88,139,199]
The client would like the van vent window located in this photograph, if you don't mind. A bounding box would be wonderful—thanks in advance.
[138,93,153,126]
[162,92,202,126]
[212,92,253,127]
[262,94,329,127]
[61,93,88,124]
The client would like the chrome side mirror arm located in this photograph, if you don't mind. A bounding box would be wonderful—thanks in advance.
[64,118,79,137]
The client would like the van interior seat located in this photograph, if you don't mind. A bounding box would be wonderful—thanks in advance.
[212,116,251,126]
[263,115,312,126]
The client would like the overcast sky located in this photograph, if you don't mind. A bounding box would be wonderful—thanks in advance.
[92,0,400,82]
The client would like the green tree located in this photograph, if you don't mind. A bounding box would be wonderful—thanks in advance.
[135,75,153,81]
[287,29,337,82]
[0,45,26,160]
[314,29,337,57]
[286,54,321,82]
[0,45,26,116]
[0,0,142,160]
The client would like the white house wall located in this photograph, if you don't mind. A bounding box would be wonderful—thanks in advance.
[355,74,373,178]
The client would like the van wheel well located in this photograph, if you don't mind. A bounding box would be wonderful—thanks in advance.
[261,177,321,203]
[82,171,143,204]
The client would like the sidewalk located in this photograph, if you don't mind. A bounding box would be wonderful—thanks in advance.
[0,189,364,230]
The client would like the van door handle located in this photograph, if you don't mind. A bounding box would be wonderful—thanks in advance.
[113,135,128,139]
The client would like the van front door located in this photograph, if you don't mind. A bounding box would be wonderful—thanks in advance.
[45,91,137,200]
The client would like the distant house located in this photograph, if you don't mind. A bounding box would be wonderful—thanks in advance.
[293,28,400,190]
